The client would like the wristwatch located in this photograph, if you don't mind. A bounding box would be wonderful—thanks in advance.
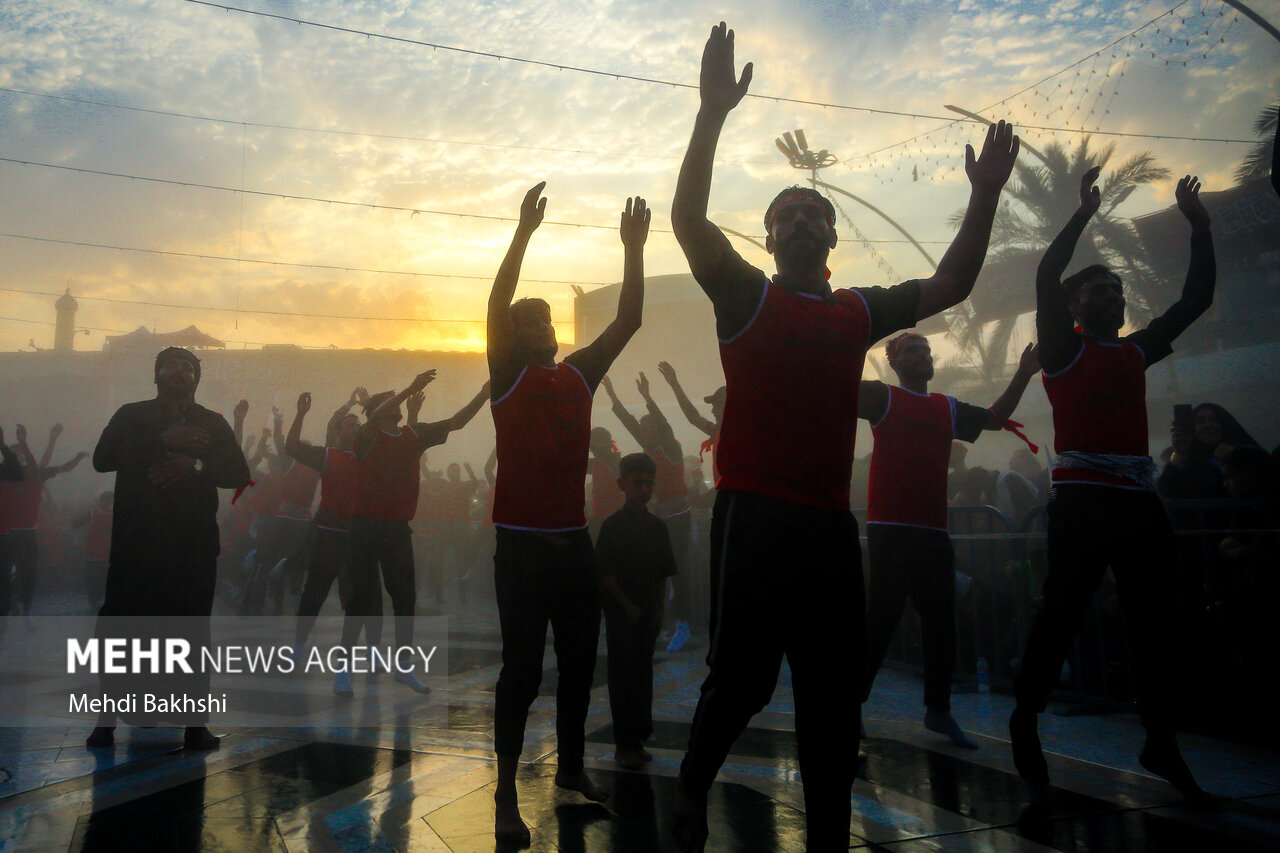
[193,458,205,473]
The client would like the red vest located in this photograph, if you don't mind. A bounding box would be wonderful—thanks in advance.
[317,448,359,527]
[355,427,423,520]
[717,282,871,510]
[492,363,593,531]
[1042,337,1149,488]
[867,387,956,530]
[652,447,688,503]
[2,477,42,530]
[85,508,113,561]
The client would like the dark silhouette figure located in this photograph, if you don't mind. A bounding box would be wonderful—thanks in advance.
[487,184,649,845]
[668,22,1018,852]
[1010,168,1217,809]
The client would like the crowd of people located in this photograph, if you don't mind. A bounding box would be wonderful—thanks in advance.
[2,19,1279,853]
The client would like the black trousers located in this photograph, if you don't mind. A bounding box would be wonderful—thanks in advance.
[9,529,37,610]
[342,517,416,650]
[1014,485,1182,737]
[493,527,600,773]
[863,524,957,711]
[295,526,351,646]
[604,604,660,748]
[662,510,694,623]
[680,490,862,852]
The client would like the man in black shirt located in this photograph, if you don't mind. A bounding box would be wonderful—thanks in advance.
[597,453,679,770]
[86,346,251,749]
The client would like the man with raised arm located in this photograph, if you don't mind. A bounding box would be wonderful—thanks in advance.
[858,335,1040,749]
[656,361,722,485]
[1010,168,1217,809]
[338,373,489,697]
[669,22,1018,851]
[602,372,695,651]
[284,389,363,656]
[487,184,649,844]
[2,423,88,630]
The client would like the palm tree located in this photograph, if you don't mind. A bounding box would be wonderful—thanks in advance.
[946,136,1170,381]
[1233,102,1277,185]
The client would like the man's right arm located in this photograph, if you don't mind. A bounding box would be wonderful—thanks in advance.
[671,22,763,338]
[94,405,164,473]
[857,380,889,424]
[1036,167,1099,373]
[488,183,545,400]
[657,361,716,437]
[602,376,646,448]
[285,393,328,473]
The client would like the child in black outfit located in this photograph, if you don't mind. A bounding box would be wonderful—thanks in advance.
[596,452,678,769]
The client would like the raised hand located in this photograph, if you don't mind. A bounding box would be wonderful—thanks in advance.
[233,399,250,421]
[271,406,283,423]
[296,392,312,416]
[965,120,1020,195]
[349,386,368,406]
[601,375,617,398]
[1078,165,1102,218]
[657,361,678,387]
[50,423,64,438]
[407,391,425,417]
[700,22,752,116]
[1175,175,1210,229]
[1016,342,1040,376]
[15,424,27,444]
[636,371,650,397]
[408,369,438,393]
[519,182,547,232]
[620,196,651,249]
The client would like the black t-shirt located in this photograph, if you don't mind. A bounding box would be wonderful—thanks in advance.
[595,504,678,617]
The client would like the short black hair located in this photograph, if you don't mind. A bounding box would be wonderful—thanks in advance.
[509,297,551,328]
[619,452,657,478]
[764,186,836,231]
[1062,264,1121,299]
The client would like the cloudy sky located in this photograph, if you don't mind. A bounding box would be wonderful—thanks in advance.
[1,0,1276,354]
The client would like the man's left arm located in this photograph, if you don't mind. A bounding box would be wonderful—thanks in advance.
[413,381,491,451]
[565,197,649,390]
[915,121,1020,321]
[1130,176,1215,366]
[980,343,1040,430]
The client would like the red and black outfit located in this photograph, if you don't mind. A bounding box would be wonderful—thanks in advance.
[490,361,600,774]
[862,384,987,711]
[0,443,26,626]
[679,249,919,847]
[340,422,451,652]
[1014,209,1215,741]
[288,442,359,647]
[1,475,43,614]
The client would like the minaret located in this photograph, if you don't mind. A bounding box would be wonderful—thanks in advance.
[54,287,79,352]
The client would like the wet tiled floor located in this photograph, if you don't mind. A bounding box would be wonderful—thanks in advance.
[2,597,1278,851]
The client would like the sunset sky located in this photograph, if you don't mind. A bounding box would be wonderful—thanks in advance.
[1,0,1276,354]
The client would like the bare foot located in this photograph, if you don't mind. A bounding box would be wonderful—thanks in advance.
[494,793,531,846]
[672,778,708,852]
[614,746,646,770]
[554,769,609,802]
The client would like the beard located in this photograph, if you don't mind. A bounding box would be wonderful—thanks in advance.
[776,233,827,273]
